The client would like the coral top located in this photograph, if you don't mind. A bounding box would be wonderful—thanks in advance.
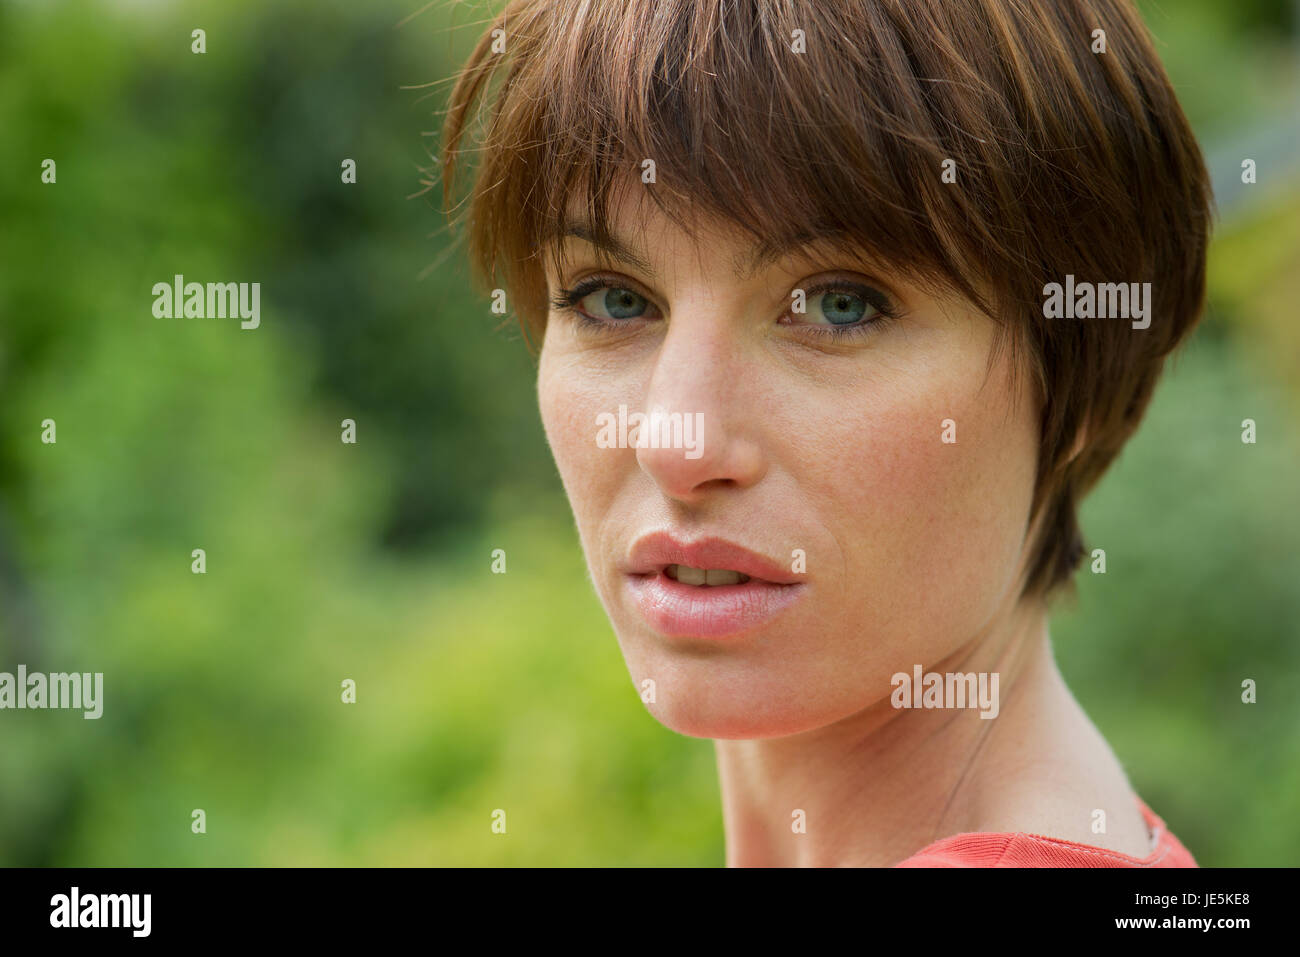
[895,797,1197,867]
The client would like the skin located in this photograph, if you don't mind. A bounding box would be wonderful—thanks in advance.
[536,184,1153,866]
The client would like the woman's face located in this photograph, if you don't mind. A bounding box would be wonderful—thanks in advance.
[537,188,1041,739]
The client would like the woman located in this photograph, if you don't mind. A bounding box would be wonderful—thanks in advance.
[438,0,1209,866]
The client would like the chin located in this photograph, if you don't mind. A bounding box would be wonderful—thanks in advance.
[647,698,806,740]
[617,636,863,740]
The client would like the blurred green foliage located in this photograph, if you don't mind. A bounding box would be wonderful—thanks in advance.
[1136,0,1298,138]
[0,0,1296,866]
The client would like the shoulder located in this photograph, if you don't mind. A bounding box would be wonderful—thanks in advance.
[895,798,1198,868]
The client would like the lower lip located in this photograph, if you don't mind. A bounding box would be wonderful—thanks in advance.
[623,572,806,639]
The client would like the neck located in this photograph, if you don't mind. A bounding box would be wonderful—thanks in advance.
[713,595,1065,867]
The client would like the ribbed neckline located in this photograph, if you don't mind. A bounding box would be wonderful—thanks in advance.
[895,796,1197,867]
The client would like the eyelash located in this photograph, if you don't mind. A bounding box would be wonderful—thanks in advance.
[549,275,651,335]
[549,273,901,341]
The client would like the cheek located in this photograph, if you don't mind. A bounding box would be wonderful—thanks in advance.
[537,340,623,528]
[537,348,586,493]
[789,352,1038,631]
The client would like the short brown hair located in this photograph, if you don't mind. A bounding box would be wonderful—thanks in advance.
[438,0,1213,600]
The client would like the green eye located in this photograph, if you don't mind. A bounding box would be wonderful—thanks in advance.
[817,291,871,325]
[586,287,649,320]
[782,280,897,342]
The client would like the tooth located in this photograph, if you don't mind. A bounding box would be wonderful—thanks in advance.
[705,569,742,586]
[676,565,707,585]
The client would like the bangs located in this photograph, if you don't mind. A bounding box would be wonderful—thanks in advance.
[440,0,1030,344]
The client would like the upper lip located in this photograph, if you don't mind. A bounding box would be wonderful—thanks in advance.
[624,531,803,585]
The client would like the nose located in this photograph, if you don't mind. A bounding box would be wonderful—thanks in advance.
[634,311,767,504]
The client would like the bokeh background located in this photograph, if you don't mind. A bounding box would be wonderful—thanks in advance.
[1,0,1297,866]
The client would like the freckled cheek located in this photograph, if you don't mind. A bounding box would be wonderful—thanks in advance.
[537,357,625,522]
[791,384,1034,597]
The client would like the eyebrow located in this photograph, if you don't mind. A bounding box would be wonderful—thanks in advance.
[550,222,658,277]
[549,220,850,282]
